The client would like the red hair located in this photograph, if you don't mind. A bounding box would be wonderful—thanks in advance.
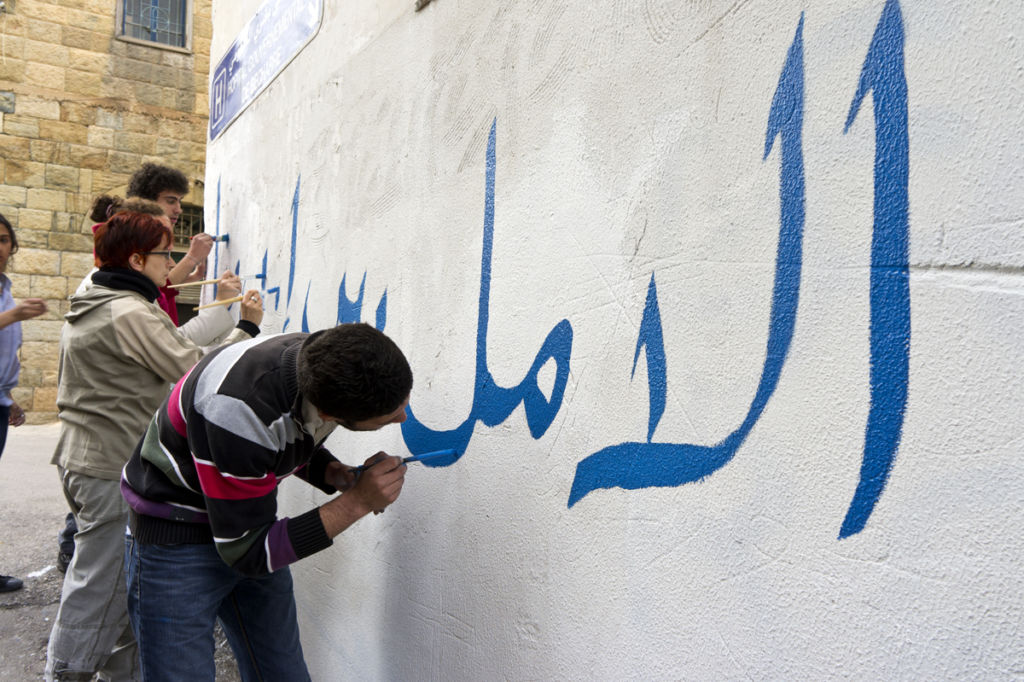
[94,211,173,268]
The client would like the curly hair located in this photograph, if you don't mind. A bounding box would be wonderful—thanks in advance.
[298,323,413,422]
[127,163,189,201]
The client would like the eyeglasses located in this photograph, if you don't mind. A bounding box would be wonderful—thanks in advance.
[143,250,175,260]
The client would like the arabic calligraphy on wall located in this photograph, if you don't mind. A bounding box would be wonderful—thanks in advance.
[215,0,910,539]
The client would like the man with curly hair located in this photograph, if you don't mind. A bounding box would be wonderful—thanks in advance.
[123,163,215,325]
[126,162,191,227]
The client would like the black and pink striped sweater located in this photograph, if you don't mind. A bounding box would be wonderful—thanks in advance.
[122,332,340,577]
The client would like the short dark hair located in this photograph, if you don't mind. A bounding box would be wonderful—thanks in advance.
[298,323,413,421]
[0,213,18,254]
[127,163,189,201]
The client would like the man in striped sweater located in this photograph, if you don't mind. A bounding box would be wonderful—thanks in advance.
[121,323,412,681]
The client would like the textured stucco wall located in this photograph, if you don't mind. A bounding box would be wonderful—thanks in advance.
[206,1,1024,679]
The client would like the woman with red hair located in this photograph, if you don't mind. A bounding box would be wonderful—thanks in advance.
[76,197,237,347]
[45,211,264,681]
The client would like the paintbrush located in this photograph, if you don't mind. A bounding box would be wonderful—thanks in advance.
[351,448,459,475]
[193,295,243,311]
[169,275,260,289]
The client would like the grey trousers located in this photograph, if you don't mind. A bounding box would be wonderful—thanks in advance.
[45,467,139,682]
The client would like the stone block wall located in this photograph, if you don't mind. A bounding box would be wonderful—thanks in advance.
[0,0,212,422]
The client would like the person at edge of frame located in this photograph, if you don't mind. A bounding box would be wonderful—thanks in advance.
[0,212,48,593]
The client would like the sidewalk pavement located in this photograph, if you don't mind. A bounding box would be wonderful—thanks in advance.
[0,422,65,679]
[0,423,240,681]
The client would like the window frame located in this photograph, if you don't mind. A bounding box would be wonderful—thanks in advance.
[115,0,194,53]
[173,203,205,250]
[170,202,205,312]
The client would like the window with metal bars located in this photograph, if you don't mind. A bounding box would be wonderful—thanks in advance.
[173,203,204,249]
[171,203,205,315]
[119,0,189,49]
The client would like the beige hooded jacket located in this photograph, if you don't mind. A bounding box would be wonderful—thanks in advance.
[51,281,254,480]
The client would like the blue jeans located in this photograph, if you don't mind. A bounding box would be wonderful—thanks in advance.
[125,537,311,682]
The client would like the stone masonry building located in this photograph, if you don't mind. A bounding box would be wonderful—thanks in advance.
[0,0,213,422]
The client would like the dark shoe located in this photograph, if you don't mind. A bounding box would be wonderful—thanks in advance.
[0,575,23,592]
[58,512,77,552]
[57,512,76,574]
[50,665,93,681]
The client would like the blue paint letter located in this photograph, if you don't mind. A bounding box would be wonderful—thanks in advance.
[213,176,222,289]
[271,177,389,332]
[375,289,387,331]
[568,15,806,507]
[401,119,574,462]
[634,274,667,444]
[839,0,910,538]
[300,284,311,332]
[337,273,366,324]
[288,176,300,307]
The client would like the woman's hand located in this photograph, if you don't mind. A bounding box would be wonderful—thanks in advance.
[8,400,25,427]
[185,233,213,264]
[215,271,241,300]
[168,234,214,286]
[11,298,47,322]
[183,260,207,283]
[239,289,263,326]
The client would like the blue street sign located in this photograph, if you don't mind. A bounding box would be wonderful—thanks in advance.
[209,0,323,141]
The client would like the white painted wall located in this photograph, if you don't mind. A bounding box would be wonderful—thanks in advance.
[207,1,1024,679]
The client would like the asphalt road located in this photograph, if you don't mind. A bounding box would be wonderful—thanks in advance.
[0,423,240,680]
